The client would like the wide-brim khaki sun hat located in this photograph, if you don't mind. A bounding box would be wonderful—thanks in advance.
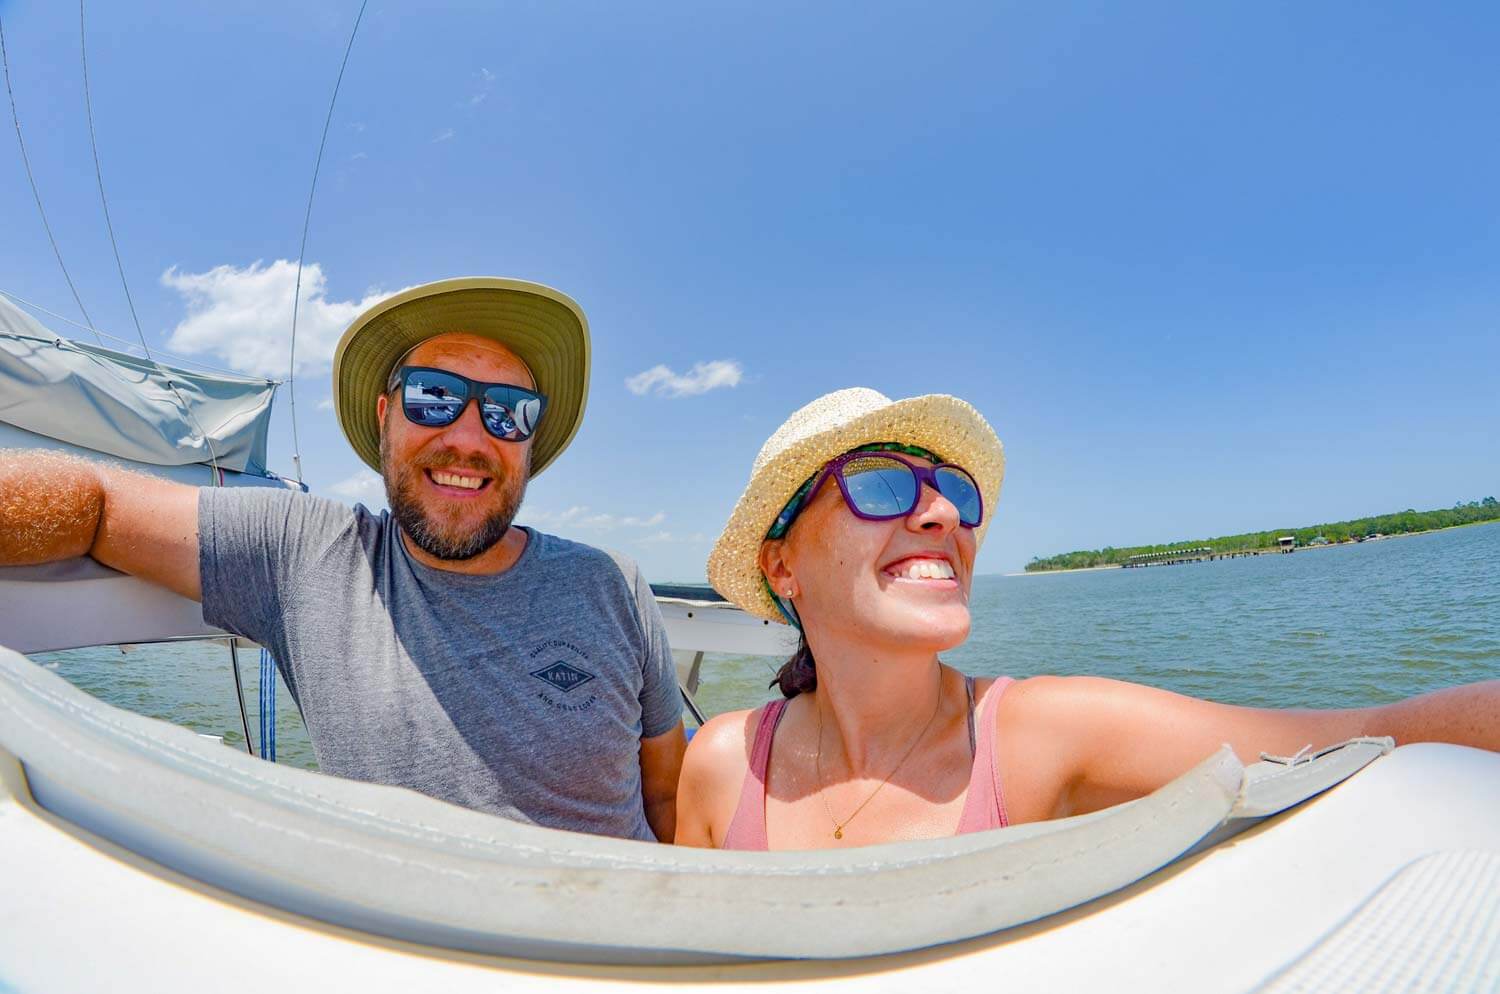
[332,277,590,477]
[707,387,1005,623]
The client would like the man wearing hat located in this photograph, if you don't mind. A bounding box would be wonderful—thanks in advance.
[0,278,686,842]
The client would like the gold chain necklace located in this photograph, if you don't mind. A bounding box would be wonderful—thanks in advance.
[814,669,944,840]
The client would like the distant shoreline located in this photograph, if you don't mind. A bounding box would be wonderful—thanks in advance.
[1004,564,1121,577]
[1008,517,1500,577]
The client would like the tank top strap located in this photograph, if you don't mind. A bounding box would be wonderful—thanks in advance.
[964,674,977,756]
[955,676,1015,834]
[721,699,790,850]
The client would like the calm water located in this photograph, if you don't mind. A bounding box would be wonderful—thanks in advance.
[32,522,1500,771]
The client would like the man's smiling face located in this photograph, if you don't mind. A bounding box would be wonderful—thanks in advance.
[375,332,537,561]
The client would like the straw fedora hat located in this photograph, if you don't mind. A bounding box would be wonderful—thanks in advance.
[707,387,1005,623]
[332,277,590,477]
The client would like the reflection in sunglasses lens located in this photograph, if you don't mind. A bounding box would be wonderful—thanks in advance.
[404,371,467,426]
[842,457,917,517]
[481,403,517,437]
[401,370,545,441]
[481,388,540,440]
[936,467,982,525]
[516,397,541,435]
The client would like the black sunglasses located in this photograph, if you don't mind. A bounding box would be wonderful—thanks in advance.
[392,366,548,442]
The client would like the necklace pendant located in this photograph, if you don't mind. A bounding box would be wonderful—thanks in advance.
[834,827,843,839]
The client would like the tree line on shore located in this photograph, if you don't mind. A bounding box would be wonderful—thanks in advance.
[1025,497,1500,573]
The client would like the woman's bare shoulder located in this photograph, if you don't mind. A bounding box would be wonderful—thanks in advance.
[685,706,763,770]
[676,705,767,846]
[972,673,1093,712]
[994,673,1152,714]
[985,675,1144,821]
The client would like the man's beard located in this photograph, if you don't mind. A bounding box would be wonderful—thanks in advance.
[381,433,528,561]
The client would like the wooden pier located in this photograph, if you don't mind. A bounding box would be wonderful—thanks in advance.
[1122,544,1294,568]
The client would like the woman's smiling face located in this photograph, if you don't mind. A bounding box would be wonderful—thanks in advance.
[761,453,976,654]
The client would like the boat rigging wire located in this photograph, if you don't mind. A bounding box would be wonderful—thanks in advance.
[72,2,353,757]
[78,0,224,485]
[0,15,103,346]
[286,0,370,484]
[227,640,257,757]
[78,0,150,360]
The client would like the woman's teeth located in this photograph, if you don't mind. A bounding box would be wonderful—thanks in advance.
[896,560,955,580]
[431,471,484,490]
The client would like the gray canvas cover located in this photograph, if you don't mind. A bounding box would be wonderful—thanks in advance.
[0,295,278,476]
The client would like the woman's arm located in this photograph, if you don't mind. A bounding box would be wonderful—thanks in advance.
[1004,676,1500,818]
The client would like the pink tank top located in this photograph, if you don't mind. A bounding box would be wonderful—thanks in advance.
[720,676,1013,850]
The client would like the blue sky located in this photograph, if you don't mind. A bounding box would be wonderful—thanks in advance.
[2,1,1497,580]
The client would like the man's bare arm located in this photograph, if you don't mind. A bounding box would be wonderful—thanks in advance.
[0,451,104,563]
[639,720,687,842]
[0,450,203,601]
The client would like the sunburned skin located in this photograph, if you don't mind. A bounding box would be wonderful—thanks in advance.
[0,451,105,565]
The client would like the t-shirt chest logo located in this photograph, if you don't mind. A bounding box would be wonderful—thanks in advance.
[526,638,601,714]
[530,660,596,693]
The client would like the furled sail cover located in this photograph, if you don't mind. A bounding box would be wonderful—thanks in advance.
[0,295,277,476]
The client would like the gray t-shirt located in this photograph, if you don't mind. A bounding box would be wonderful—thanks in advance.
[198,487,681,841]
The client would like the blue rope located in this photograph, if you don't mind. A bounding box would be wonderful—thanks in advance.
[258,648,277,762]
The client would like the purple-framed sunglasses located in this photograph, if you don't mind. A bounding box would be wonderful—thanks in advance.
[766,445,984,539]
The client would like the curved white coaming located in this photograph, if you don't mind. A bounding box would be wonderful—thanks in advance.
[0,642,1247,963]
[2,635,1496,991]
[4,738,1498,993]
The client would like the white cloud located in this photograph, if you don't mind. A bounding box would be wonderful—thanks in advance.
[432,128,455,143]
[327,468,385,507]
[316,397,335,411]
[161,260,403,377]
[517,505,586,527]
[470,68,496,105]
[625,360,743,398]
[517,505,667,532]
[634,530,708,546]
[350,151,368,161]
[617,511,667,528]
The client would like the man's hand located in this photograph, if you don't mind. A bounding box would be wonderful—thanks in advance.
[0,450,203,601]
[639,721,687,842]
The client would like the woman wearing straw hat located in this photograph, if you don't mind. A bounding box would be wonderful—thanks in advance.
[675,388,1499,849]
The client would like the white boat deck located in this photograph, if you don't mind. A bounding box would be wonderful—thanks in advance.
[3,739,1496,992]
